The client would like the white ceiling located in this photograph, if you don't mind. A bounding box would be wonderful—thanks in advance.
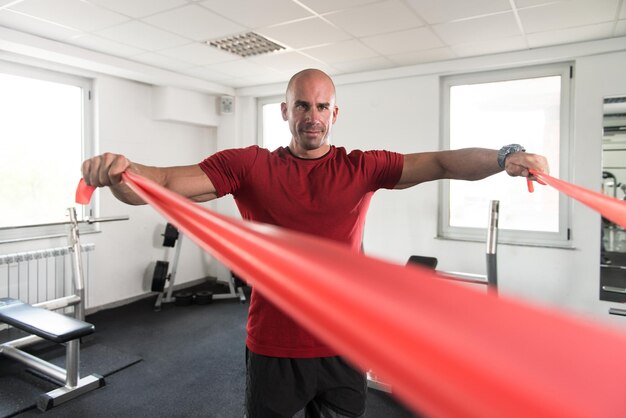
[0,0,624,90]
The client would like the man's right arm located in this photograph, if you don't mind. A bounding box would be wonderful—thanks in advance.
[81,153,217,205]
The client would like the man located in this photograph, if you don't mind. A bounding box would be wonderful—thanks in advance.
[82,69,549,417]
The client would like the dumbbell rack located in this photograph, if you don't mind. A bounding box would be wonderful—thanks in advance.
[211,272,247,303]
[152,223,247,309]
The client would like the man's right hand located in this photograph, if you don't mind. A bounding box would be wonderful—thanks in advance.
[81,152,131,188]
[80,153,217,205]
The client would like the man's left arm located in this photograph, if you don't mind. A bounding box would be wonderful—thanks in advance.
[395,147,549,190]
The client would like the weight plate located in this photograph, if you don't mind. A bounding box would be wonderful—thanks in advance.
[151,261,169,292]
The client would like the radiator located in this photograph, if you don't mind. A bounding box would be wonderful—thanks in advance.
[0,244,95,309]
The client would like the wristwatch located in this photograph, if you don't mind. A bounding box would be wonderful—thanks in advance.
[497,144,525,168]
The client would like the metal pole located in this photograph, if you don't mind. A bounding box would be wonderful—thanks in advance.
[165,235,183,302]
[65,340,79,388]
[68,208,85,321]
[0,345,66,384]
[486,200,499,293]
[66,208,84,388]
[0,215,128,231]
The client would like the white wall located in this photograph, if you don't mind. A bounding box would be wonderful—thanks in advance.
[0,74,224,311]
[85,76,222,309]
[333,51,626,329]
[2,37,625,328]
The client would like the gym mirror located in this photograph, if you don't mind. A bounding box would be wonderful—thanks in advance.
[600,95,626,302]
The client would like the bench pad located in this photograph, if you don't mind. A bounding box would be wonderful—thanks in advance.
[0,298,94,343]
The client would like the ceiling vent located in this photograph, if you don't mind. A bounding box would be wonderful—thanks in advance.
[206,32,285,57]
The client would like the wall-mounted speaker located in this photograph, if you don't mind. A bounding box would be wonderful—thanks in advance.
[220,96,234,114]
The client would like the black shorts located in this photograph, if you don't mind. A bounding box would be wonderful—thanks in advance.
[245,350,367,418]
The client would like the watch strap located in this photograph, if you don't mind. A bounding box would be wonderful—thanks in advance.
[498,144,525,169]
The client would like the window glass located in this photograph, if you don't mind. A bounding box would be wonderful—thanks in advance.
[0,62,93,242]
[441,64,571,246]
[258,97,291,150]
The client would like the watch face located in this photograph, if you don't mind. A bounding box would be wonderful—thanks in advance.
[498,144,524,168]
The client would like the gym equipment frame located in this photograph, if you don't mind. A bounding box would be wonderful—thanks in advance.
[153,223,183,311]
[0,208,126,410]
[152,223,246,310]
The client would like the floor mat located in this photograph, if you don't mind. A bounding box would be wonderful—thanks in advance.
[0,338,142,417]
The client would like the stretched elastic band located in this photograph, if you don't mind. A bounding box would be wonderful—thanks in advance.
[529,169,626,229]
[76,176,626,418]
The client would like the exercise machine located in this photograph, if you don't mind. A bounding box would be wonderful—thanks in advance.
[0,208,124,410]
[212,271,247,303]
[151,224,247,310]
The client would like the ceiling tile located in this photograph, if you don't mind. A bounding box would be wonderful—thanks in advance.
[451,35,527,57]
[258,17,351,49]
[226,78,263,88]
[96,20,190,50]
[68,33,146,57]
[227,70,287,88]
[157,42,237,66]
[88,0,188,19]
[142,4,245,42]
[360,27,445,55]
[515,0,563,7]
[303,40,379,63]
[325,0,424,38]
[405,0,510,24]
[388,46,456,66]
[204,59,271,78]
[432,12,521,45]
[527,22,615,48]
[0,0,22,7]
[330,56,395,73]
[180,65,233,82]
[0,0,624,89]
[248,50,327,74]
[199,0,312,29]
[0,9,80,40]
[519,0,620,33]
[297,0,381,15]
[9,0,129,31]
[131,51,196,71]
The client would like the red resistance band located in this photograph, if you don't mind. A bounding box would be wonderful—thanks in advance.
[76,175,626,418]
[529,169,626,229]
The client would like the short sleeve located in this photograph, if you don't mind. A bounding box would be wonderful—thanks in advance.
[362,150,404,190]
[198,146,260,197]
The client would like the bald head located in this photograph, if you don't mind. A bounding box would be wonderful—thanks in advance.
[281,69,339,159]
[286,69,336,102]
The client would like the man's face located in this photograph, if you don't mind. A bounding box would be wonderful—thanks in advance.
[281,73,338,153]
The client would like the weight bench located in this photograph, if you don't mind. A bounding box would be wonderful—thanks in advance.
[0,297,105,410]
[0,298,104,411]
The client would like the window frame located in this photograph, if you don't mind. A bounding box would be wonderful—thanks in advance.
[0,60,95,243]
[439,63,573,248]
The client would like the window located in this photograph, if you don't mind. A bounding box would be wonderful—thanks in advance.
[0,61,93,242]
[440,63,572,247]
[257,96,291,150]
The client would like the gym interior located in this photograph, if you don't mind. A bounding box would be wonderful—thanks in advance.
[1,1,626,416]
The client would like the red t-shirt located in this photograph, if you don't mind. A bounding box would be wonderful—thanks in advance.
[199,145,404,357]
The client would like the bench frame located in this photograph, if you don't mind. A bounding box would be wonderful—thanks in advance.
[0,208,105,410]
